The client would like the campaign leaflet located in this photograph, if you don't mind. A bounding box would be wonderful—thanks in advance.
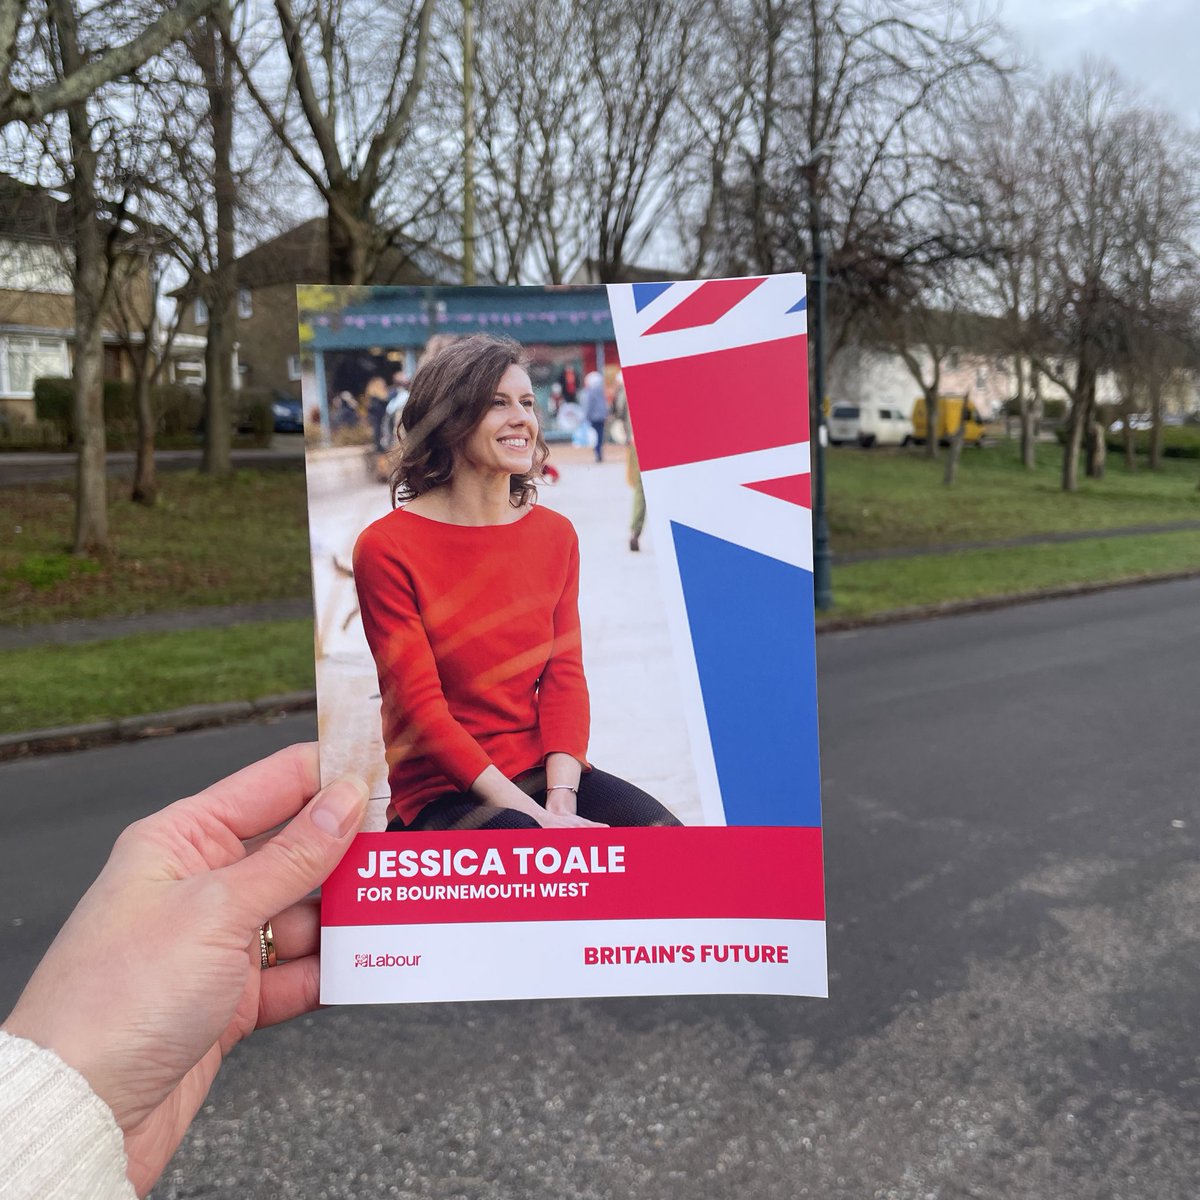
[299,277,826,1003]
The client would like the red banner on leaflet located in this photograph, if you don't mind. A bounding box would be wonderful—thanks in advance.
[322,826,825,927]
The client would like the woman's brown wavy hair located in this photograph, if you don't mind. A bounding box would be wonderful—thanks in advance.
[388,334,549,509]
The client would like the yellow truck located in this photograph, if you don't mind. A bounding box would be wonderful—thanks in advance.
[911,395,987,446]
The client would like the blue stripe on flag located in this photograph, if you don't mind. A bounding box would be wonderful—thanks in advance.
[671,521,822,828]
[786,295,807,313]
[632,282,674,312]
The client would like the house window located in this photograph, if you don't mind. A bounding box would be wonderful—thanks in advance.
[1,335,69,397]
[948,351,960,369]
[287,354,302,381]
[194,297,208,325]
[238,288,253,319]
[976,367,987,387]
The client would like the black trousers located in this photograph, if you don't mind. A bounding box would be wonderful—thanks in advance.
[387,767,682,832]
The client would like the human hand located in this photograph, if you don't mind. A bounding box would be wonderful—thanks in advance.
[1,743,366,1198]
[536,807,608,829]
[544,787,578,818]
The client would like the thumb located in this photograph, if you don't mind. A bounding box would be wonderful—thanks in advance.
[219,775,369,927]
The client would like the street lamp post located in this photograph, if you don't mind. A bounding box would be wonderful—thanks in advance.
[806,151,833,611]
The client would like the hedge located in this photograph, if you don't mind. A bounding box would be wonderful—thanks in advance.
[1053,423,1200,459]
[28,377,271,450]
[1106,426,1200,460]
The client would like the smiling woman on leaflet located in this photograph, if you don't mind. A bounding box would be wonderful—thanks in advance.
[353,333,680,832]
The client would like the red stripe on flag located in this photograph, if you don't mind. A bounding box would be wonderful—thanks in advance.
[744,473,811,509]
[644,277,766,334]
[624,335,809,470]
[323,826,825,927]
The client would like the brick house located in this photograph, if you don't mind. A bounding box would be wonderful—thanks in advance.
[0,174,168,427]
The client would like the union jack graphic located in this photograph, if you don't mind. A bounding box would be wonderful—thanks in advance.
[608,275,821,831]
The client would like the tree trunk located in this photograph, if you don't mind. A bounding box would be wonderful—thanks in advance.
[72,292,108,553]
[1119,380,1136,470]
[1061,361,1095,493]
[1026,361,1043,470]
[1147,376,1164,470]
[201,1,235,476]
[131,351,158,505]
[943,416,965,486]
[52,0,108,554]
[328,195,372,285]
[1085,418,1106,479]
[924,388,939,460]
[1017,350,1036,468]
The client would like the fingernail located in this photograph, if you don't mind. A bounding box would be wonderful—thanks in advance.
[310,776,368,837]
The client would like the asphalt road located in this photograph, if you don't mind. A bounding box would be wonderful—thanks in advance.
[2,580,1199,1199]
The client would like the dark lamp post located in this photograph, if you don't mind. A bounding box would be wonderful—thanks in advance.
[805,146,833,611]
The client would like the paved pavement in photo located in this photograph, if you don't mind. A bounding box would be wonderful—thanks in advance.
[3,577,1199,1199]
[0,435,307,487]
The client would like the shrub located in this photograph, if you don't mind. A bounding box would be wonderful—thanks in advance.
[158,384,204,438]
[33,377,74,443]
[0,418,68,450]
[103,380,138,448]
[1041,398,1067,422]
[1104,426,1200,460]
[232,387,275,448]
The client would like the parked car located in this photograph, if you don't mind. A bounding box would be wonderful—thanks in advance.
[827,404,860,445]
[857,401,914,447]
[911,395,987,446]
[272,394,304,433]
[1109,414,1153,433]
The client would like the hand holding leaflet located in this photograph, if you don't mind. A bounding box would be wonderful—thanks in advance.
[1,744,367,1198]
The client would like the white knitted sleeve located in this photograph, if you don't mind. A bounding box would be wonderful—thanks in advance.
[0,1031,137,1200]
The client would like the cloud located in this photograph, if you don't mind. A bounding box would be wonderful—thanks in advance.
[1001,0,1200,120]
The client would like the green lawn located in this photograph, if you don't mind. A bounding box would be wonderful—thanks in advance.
[0,619,315,733]
[0,469,312,626]
[5,449,1200,734]
[827,440,1200,553]
[827,529,1200,619]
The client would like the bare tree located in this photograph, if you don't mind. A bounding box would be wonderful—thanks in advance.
[0,0,217,127]
[189,0,236,474]
[955,82,1052,469]
[234,0,440,284]
[573,0,701,282]
[44,0,121,552]
[1025,63,1146,492]
[1116,108,1200,470]
[472,0,587,282]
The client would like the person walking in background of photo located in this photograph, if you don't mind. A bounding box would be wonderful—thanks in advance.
[558,363,579,404]
[627,441,646,552]
[353,334,681,832]
[612,371,645,551]
[365,373,390,452]
[581,370,609,463]
[383,370,411,451]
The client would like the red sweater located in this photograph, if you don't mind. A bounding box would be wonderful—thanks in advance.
[353,504,591,824]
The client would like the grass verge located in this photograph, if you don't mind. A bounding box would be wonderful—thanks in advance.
[1,469,312,626]
[0,619,315,733]
[825,530,1200,620]
[828,441,1200,553]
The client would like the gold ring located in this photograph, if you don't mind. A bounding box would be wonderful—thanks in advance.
[258,921,278,969]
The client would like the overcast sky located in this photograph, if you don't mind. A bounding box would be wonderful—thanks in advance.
[1000,0,1200,124]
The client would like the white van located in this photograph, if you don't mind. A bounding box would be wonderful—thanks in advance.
[827,404,861,445]
[857,401,914,447]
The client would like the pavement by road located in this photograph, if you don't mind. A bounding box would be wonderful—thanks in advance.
[3,578,1199,1199]
[0,435,306,487]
